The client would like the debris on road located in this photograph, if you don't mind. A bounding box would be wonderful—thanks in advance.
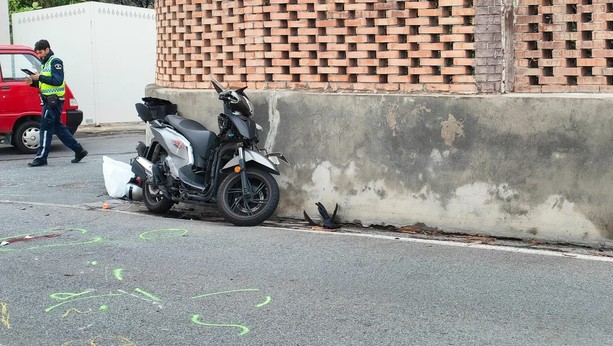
[102,155,135,198]
[303,202,341,229]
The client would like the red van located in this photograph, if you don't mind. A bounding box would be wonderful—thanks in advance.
[0,44,83,154]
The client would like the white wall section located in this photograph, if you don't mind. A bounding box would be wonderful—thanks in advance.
[0,0,9,44]
[12,2,155,124]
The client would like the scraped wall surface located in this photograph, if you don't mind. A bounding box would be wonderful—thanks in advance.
[147,85,613,246]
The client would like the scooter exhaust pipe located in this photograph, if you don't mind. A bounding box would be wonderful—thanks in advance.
[124,182,143,201]
[131,156,154,180]
[131,156,166,185]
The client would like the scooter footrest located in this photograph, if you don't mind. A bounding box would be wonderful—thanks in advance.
[178,165,207,191]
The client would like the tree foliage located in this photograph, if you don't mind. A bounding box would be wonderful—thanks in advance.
[9,0,41,13]
[99,0,153,9]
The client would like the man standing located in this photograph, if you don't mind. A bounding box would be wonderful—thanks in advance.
[25,39,87,167]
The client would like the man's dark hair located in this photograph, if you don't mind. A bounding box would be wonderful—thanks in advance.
[34,39,50,51]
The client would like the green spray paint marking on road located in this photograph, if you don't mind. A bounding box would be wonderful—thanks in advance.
[51,291,93,301]
[90,261,97,266]
[255,296,272,308]
[139,228,188,240]
[190,288,271,335]
[46,289,164,316]
[191,314,250,336]
[41,263,271,335]
[192,289,259,300]
[134,288,161,302]
[45,292,123,313]
[113,268,124,281]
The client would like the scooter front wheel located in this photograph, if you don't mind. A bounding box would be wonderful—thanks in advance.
[217,168,279,226]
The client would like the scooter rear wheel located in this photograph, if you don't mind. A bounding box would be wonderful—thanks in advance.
[143,183,174,214]
[217,167,279,226]
[143,151,174,214]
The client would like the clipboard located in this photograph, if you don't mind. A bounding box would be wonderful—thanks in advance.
[21,68,35,76]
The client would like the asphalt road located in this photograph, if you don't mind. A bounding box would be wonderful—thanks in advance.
[0,132,612,345]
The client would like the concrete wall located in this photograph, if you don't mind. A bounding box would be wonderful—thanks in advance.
[147,84,613,247]
[12,2,155,124]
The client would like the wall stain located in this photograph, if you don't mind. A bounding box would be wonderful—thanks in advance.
[441,114,465,147]
[385,104,399,136]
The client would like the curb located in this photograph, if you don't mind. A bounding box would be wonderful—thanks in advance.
[76,122,146,135]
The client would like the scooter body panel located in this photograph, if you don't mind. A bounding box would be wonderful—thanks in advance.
[228,112,257,140]
[222,148,280,175]
[150,126,194,177]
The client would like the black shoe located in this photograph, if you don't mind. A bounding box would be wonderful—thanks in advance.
[27,159,47,167]
[71,150,88,163]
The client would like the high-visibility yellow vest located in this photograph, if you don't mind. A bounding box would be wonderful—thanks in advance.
[39,55,65,97]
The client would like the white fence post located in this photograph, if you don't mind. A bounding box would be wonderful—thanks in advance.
[0,0,9,44]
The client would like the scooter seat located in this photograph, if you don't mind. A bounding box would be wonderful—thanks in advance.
[166,114,208,133]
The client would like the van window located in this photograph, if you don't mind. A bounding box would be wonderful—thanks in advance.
[0,53,41,81]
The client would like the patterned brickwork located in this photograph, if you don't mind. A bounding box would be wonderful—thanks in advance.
[514,0,613,92]
[156,0,478,92]
[156,0,613,93]
[475,0,505,92]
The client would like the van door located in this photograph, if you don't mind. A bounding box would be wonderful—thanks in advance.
[0,52,42,132]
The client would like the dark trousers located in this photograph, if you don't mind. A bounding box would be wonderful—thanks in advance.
[35,98,83,161]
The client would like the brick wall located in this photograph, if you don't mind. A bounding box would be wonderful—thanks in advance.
[514,0,613,92]
[156,0,478,92]
[156,0,613,93]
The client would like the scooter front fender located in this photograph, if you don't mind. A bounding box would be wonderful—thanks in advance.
[222,148,280,175]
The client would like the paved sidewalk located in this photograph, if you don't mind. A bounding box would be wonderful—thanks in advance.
[76,121,146,135]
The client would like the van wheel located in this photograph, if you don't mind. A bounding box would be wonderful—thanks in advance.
[14,120,40,154]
